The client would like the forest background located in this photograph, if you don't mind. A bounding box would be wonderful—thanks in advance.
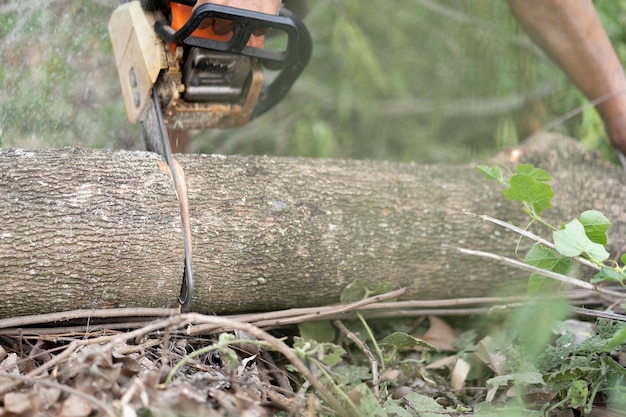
[2,1,626,164]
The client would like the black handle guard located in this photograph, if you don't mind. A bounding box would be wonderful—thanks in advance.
[154,2,312,118]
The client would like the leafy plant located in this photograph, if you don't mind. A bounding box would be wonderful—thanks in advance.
[287,280,442,416]
[476,163,626,414]
[536,319,626,414]
[478,163,626,287]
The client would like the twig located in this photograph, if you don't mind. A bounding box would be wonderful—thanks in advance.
[260,350,294,393]
[463,210,600,271]
[0,290,603,337]
[1,317,194,396]
[571,307,626,322]
[524,88,626,144]
[334,320,380,398]
[457,247,625,299]
[187,287,408,336]
[0,322,153,336]
[338,290,597,310]
[0,308,179,330]
[259,288,408,327]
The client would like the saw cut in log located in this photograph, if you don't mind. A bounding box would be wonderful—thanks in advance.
[1,133,625,318]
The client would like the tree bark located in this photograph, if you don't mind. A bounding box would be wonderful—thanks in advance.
[1,134,625,318]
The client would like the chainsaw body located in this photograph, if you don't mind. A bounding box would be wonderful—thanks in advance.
[108,0,311,131]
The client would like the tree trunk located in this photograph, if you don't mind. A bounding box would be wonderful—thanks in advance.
[1,134,624,318]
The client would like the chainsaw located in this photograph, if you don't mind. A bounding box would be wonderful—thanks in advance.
[109,0,312,142]
[108,0,312,310]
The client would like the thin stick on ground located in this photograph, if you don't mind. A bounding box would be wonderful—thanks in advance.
[102,313,353,416]
[457,247,625,299]
[334,320,381,398]
[0,308,179,329]
[188,287,408,336]
[0,289,606,337]
[463,210,599,270]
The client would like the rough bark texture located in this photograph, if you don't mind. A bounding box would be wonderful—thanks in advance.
[1,134,625,318]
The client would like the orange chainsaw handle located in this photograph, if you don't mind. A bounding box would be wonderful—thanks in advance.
[169,3,265,49]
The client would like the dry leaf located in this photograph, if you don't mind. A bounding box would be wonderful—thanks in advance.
[473,335,507,375]
[34,387,61,410]
[3,392,32,415]
[450,358,471,391]
[0,352,20,385]
[485,385,499,403]
[58,394,93,417]
[379,367,402,383]
[424,355,456,370]
[420,316,457,352]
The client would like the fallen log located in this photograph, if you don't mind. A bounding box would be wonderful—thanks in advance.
[1,133,625,318]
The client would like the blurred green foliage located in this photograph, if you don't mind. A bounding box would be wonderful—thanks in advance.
[2,0,626,163]
[0,1,141,150]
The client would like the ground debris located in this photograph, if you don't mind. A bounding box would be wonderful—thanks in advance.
[0,331,301,417]
[1,295,624,417]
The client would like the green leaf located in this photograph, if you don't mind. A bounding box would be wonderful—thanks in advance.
[472,402,542,417]
[333,365,371,387]
[514,164,553,182]
[298,321,336,343]
[476,165,504,183]
[524,244,571,296]
[292,337,314,359]
[292,336,346,366]
[218,332,237,344]
[217,333,240,369]
[579,210,610,246]
[527,272,561,296]
[384,392,449,417]
[601,355,626,378]
[486,372,546,390]
[340,279,369,303]
[382,401,414,417]
[503,173,553,215]
[380,332,438,352]
[591,266,626,284]
[340,279,396,303]
[603,326,626,352]
[349,384,387,416]
[567,380,589,409]
[371,281,397,297]
[553,220,610,262]
[317,342,346,366]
